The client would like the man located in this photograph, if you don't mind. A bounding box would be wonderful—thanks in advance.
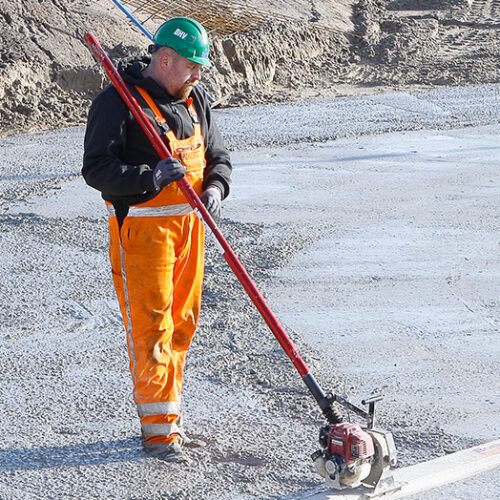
[82,17,232,462]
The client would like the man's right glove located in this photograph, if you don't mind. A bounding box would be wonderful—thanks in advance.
[200,185,222,222]
[153,157,187,189]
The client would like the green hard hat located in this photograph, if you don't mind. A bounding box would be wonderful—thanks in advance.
[153,17,211,67]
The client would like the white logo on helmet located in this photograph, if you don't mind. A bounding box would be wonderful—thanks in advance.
[173,28,188,39]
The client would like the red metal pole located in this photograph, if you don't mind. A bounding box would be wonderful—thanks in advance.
[83,32,310,377]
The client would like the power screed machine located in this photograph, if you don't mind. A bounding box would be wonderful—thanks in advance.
[84,32,398,492]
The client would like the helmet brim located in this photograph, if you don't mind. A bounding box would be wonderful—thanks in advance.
[190,56,212,68]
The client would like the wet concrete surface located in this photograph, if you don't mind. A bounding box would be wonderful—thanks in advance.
[0,84,498,499]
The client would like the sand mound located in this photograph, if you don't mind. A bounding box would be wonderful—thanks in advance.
[0,0,498,136]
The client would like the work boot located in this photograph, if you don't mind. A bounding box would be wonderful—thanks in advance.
[142,435,191,463]
[176,414,207,449]
[181,433,207,449]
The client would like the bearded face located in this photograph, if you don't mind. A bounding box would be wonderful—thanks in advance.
[161,48,203,99]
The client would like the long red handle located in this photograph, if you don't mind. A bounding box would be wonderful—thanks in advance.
[84,32,310,377]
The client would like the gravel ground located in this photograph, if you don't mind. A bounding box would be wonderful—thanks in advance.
[0,84,498,499]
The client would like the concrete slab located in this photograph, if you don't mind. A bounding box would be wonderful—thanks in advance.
[0,86,498,499]
[232,125,500,447]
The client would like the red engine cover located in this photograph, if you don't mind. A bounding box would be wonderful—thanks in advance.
[327,422,375,463]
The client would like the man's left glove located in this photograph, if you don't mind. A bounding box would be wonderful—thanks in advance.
[153,157,187,189]
[200,185,222,222]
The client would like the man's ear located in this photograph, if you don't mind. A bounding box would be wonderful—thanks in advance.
[161,53,169,69]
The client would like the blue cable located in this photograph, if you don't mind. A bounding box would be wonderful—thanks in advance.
[112,0,154,41]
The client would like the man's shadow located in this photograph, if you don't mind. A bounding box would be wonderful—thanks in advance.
[0,437,144,471]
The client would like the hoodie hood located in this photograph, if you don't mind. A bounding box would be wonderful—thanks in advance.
[119,57,180,101]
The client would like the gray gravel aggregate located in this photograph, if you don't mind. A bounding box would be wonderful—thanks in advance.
[0,84,498,499]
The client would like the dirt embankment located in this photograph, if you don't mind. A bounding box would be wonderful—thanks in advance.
[0,0,498,136]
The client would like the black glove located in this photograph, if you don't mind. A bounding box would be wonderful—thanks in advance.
[200,185,222,222]
[153,157,186,189]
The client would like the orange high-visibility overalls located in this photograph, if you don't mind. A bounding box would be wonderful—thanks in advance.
[107,88,205,446]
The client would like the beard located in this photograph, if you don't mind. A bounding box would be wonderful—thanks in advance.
[176,79,199,100]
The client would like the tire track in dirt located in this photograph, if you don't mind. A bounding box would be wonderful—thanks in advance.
[467,0,500,21]
[437,0,500,60]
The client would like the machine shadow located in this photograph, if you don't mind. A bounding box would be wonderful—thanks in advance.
[0,437,144,471]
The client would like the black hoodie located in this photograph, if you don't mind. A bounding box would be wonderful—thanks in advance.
[82,57,232,217]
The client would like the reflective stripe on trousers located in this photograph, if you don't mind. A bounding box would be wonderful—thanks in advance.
[137,401,182,417]
[106,203,194,218]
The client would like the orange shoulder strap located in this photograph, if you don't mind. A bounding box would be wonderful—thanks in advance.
[135,86,171,133]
